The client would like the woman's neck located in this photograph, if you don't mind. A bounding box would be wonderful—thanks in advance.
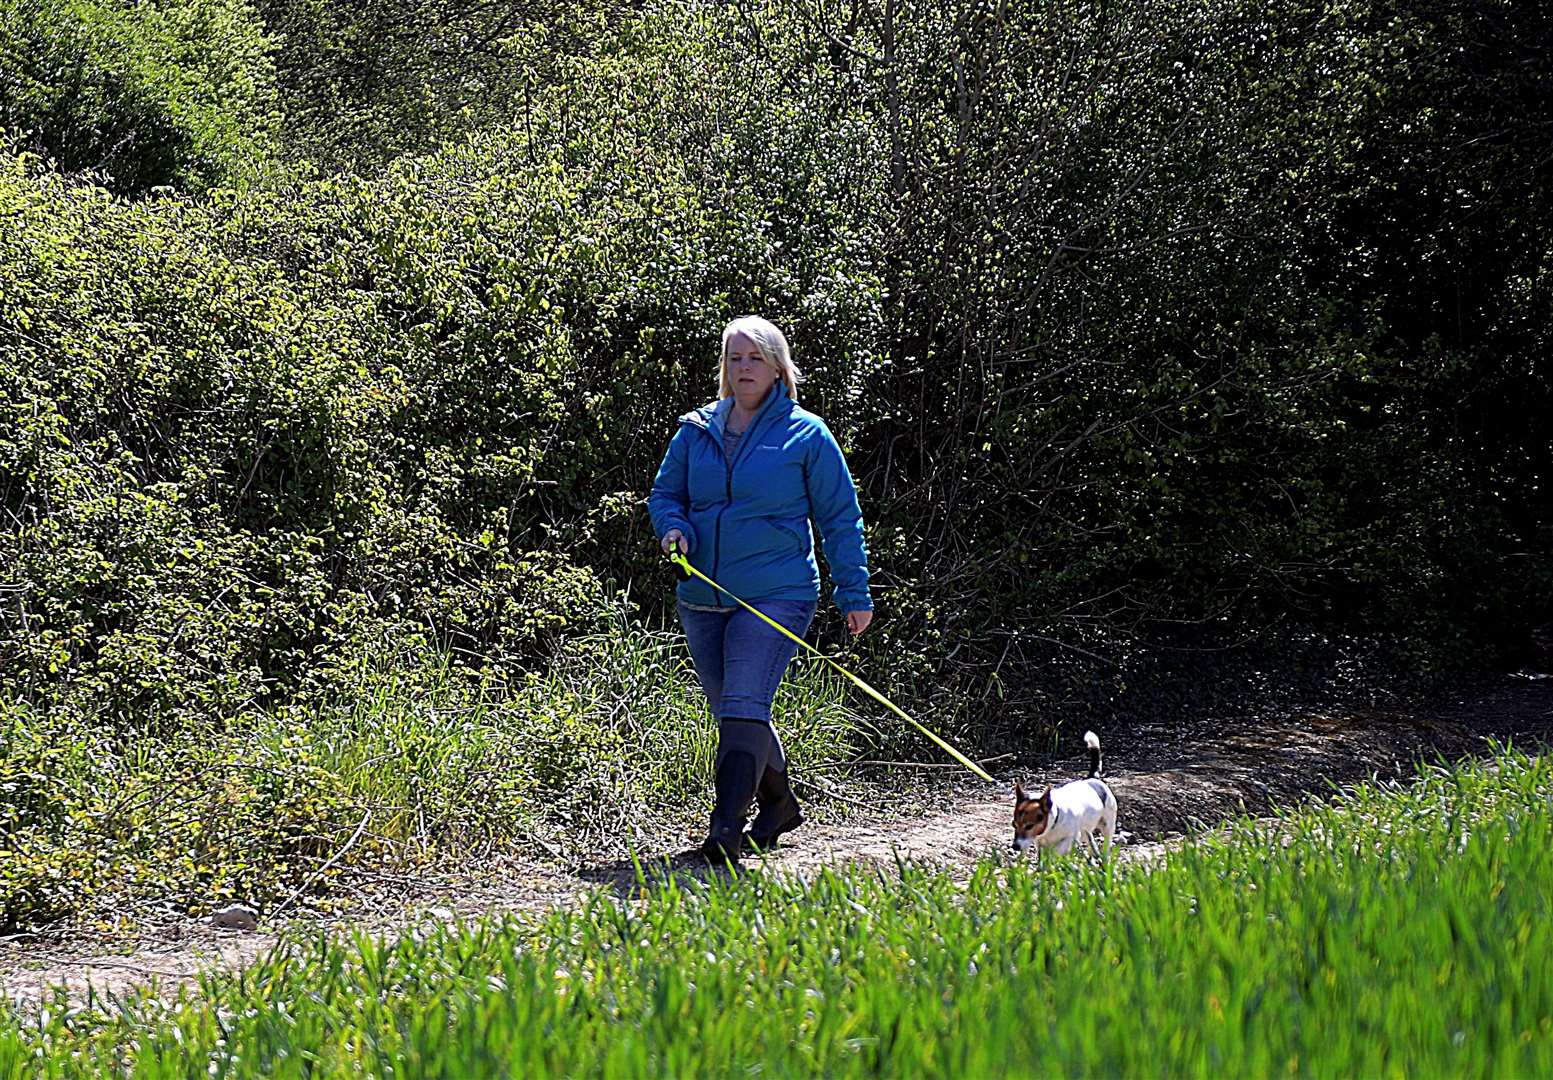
[729,387,773,429]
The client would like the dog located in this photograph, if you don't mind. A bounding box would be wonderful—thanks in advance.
[1012,731,1117,858]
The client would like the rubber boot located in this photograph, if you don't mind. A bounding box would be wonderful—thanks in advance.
[701,749,759,862]
[745,765,804,852]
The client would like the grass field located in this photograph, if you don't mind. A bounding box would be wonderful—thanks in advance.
[3,748,1550,1077]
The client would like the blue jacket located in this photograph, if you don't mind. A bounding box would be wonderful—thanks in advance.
[649,382,873,613]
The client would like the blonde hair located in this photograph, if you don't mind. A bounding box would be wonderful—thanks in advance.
[718,316,801,401]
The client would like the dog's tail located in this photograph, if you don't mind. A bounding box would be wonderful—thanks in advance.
[1084,730,1102,778]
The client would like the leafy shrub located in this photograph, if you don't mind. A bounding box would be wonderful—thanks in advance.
[0,0,281,194]
[251,0,623,173]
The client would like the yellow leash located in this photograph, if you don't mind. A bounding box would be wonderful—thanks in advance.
[668,551,997,783]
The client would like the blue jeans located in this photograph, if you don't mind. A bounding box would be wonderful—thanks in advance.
[677,599,817,725]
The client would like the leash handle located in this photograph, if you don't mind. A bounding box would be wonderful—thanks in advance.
[665,535,690,580]
[668,551,996,783]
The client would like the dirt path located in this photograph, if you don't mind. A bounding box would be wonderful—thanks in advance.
[4,676,1549,1010]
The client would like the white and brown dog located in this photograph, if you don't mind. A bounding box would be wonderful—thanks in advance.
[1012,731,1117,858]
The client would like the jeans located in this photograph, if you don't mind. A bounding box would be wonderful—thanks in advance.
[677,599,817,728]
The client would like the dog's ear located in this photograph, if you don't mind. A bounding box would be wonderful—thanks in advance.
[1014,781,1028,802]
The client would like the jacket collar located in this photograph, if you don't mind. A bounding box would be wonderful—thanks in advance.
[683,380,792,440]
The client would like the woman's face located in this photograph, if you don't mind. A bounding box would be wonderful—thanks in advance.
[726,333,779,405]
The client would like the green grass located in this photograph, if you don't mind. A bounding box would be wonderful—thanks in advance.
[290,606,873,848]
[4,748,1551,1076]
[0,606,876,927]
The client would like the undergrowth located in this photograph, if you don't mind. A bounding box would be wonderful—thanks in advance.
[0,604,877,930]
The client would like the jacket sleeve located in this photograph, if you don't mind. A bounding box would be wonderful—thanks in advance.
[648,424,698,553]
[805,420,872,613]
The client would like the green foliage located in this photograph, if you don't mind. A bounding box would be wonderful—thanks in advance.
[6,0,1547,725]
[0,0,281,194]
[0,151,611,723]
[0,611,865,929]
[0,699,366,927]
[1,0,1550,925]
[252,0,626,172]
[5,751,1552,1075]
[811,0,1552,687]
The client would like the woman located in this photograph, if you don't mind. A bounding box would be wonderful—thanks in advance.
[649,315,874,861]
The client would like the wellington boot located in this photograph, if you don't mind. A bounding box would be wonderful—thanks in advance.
[701,749,758,862]
[745,765,804,852]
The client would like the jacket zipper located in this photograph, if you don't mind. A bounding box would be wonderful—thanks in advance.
[710,425,728,605]
[696,399,776,607]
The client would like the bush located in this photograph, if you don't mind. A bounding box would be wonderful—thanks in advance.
[0,0,281,194]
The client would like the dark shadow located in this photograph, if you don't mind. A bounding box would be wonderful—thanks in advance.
[573,847,749,899]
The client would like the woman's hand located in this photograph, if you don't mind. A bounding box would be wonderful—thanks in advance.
[661,529,686,555]
[846,610,873,636]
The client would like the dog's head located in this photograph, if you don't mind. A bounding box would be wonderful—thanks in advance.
[1012,782,1053,852]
